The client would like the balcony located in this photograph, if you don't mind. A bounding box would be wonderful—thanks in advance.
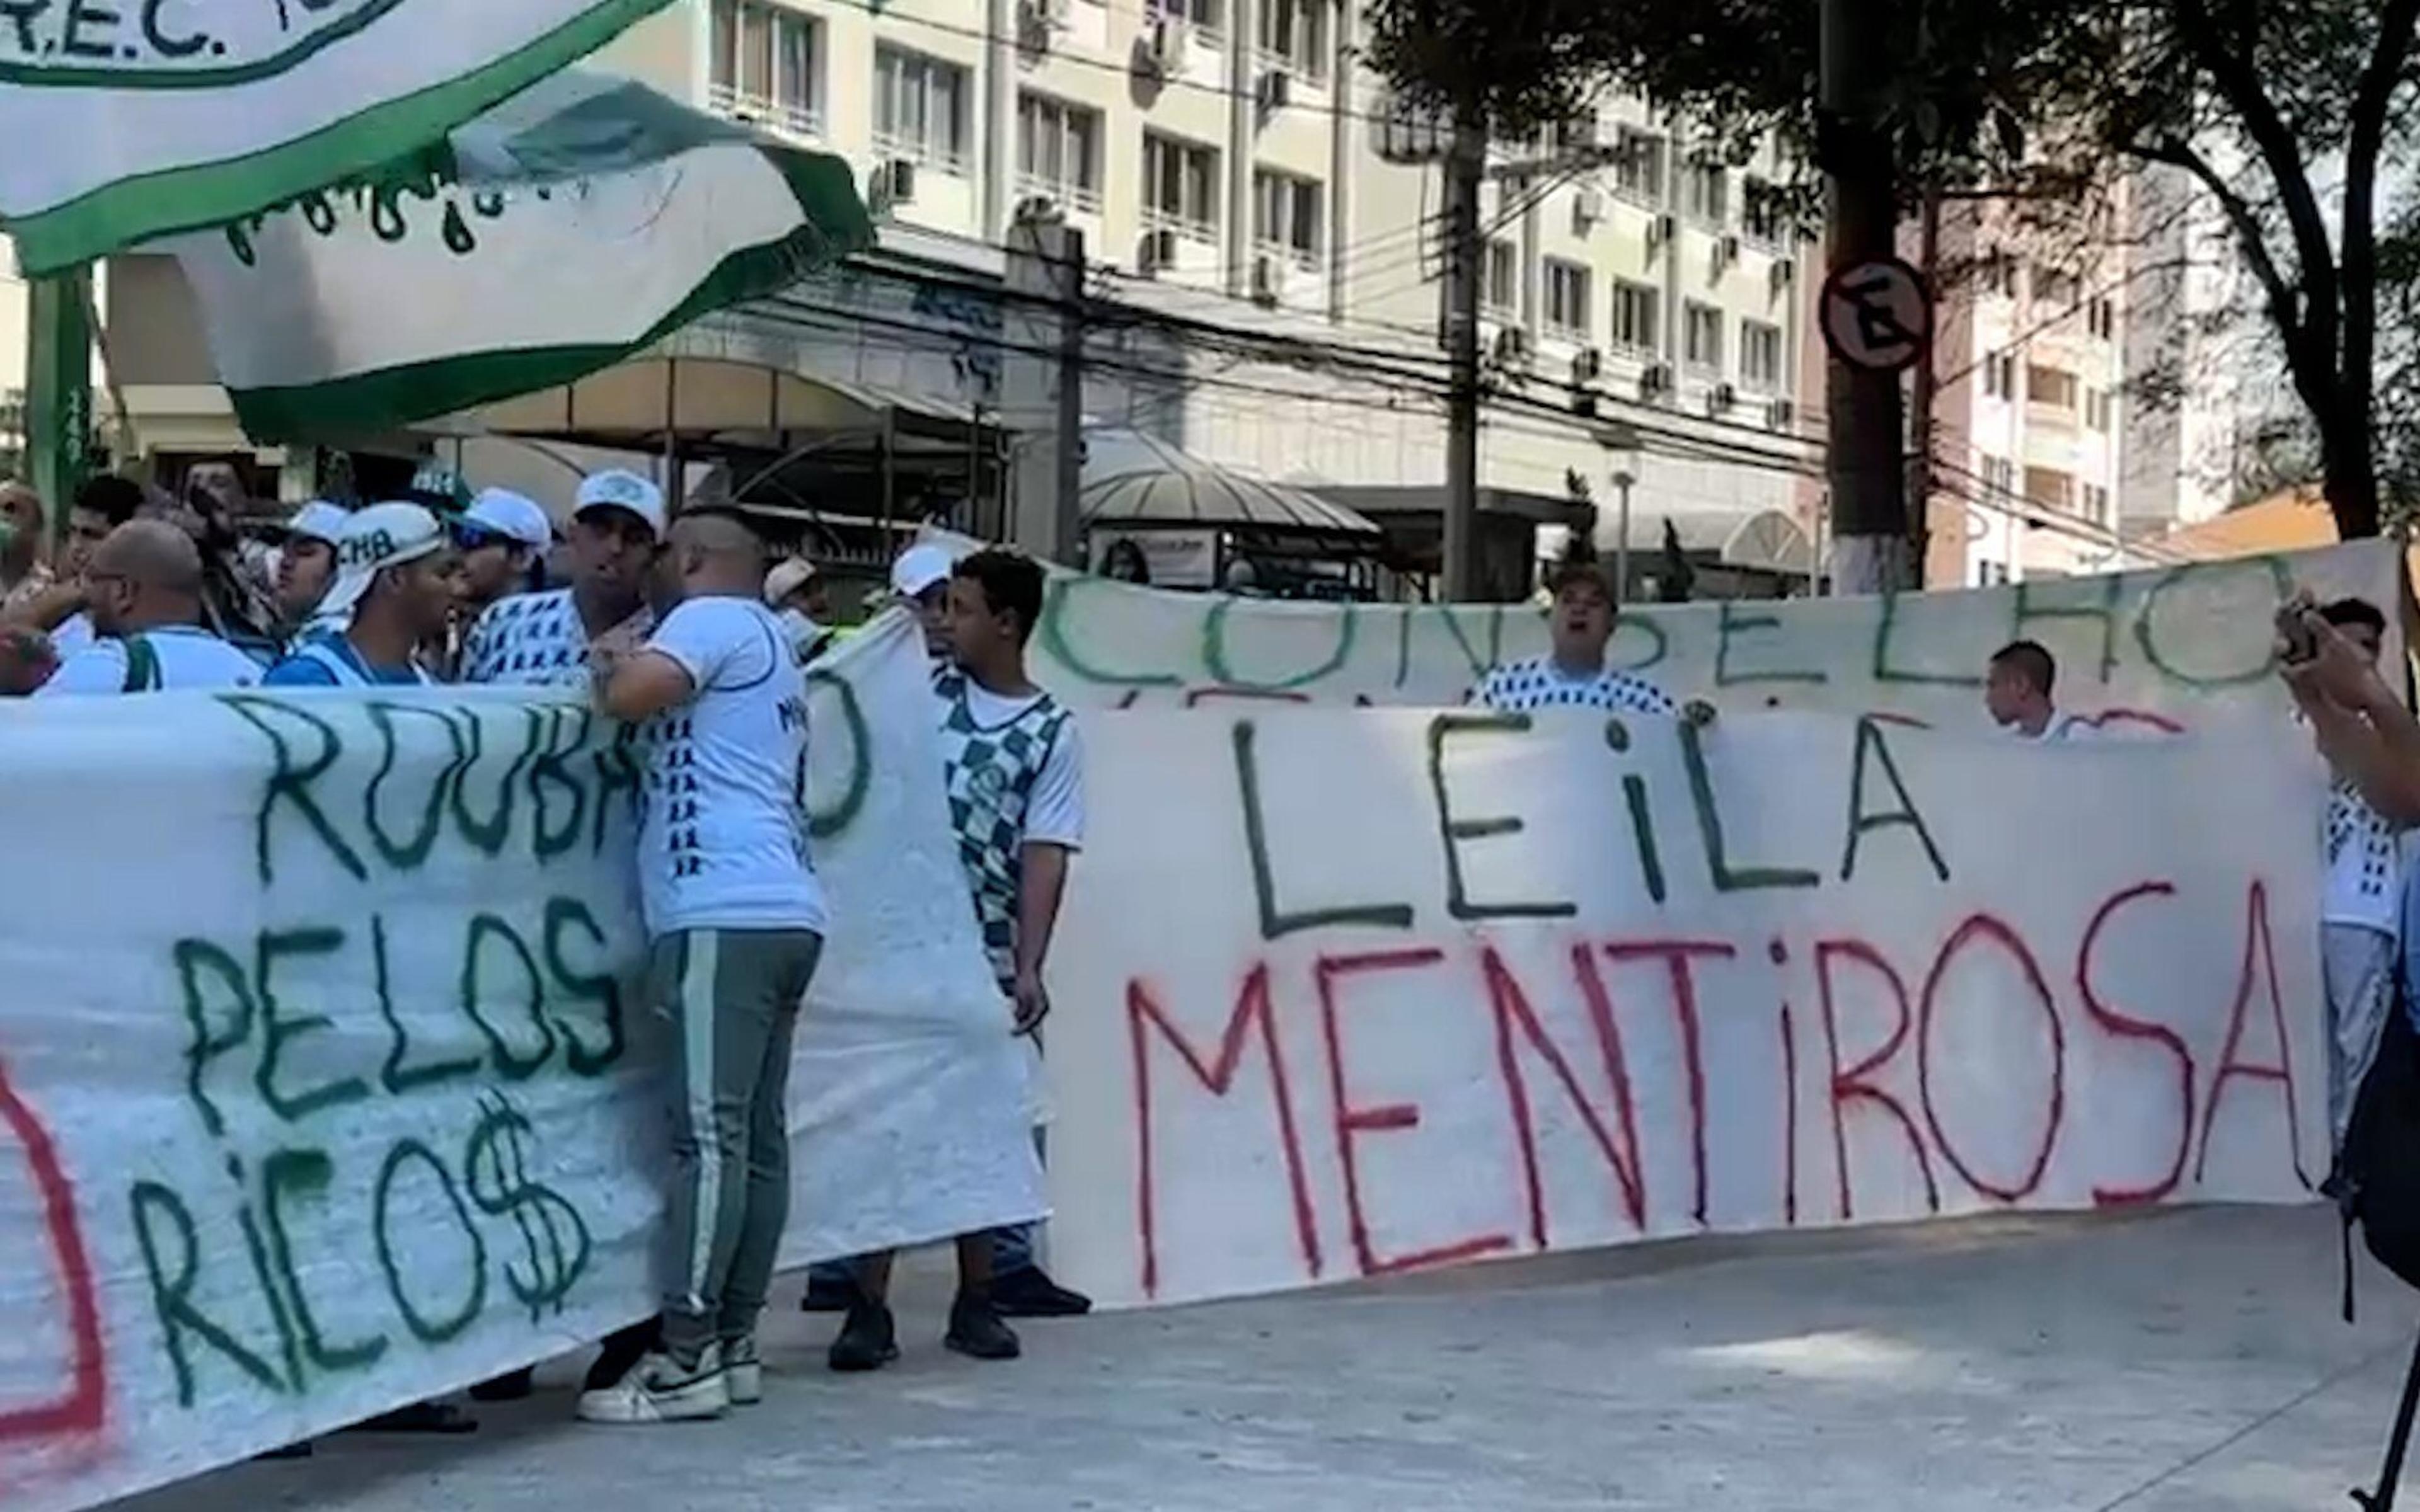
[1017,172,1103,215]
[706,81,821,142]
[1144,207,1219,246]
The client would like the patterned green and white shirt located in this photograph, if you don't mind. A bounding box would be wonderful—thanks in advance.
[934,665,1084,987]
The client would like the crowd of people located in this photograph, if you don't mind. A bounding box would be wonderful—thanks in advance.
[0,467,1094,1441]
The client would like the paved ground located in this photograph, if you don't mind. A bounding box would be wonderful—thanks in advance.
[120,1205,2420,1511]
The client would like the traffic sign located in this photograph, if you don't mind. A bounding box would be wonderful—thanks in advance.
[1819,256,1932,374]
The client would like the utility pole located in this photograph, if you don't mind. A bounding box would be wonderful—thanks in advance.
[1441,103,1485,603]
[1817,0,1909,593]
[25,270,92,539]
[1906,185,1942,587]
[1004,211,1087,566]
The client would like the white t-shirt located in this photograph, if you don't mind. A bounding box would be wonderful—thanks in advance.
[38,626,263,695]
[2327,780,2408,936]
[637,595,828,938]
[49,612,93,662]
[1474,655,1679,716]
[462,587,648,688]
[2015,709,2096,743]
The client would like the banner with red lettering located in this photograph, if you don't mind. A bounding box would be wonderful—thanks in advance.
[1044,707,2327,1309]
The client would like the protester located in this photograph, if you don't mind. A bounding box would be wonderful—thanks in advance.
[170,461,284,652]
[577,509,827,1426]
[0,480,50,617]
[764,555,837,663]
[1984,639,2092,742]
[0,625,55,694]
[459,470,661,687]
[1474,560,1709,721]
[263,504,461,688]
[2279,598,2412,1176]
[272,501,350,635]
[825,548,1087,1372]
[38,521,264,694]
[456,488,555,610]
[2,475,147,667]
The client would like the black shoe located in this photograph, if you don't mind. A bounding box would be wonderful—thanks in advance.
[352,1400,478,1435]
[255,1441,314,1461]
[469,1368,535,1402]
[827,1300,899,1373]
[944,1292,1022,1361]
[800,1272,860,1314]
[991,1265,1092,1319]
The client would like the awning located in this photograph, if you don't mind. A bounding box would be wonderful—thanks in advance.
[461,355,975,447]
[1079,428,1383,538]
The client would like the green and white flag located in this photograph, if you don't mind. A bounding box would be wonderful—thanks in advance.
[0,0,677,275]
[161,71,876,444]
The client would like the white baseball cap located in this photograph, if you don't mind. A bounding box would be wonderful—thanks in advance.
[285,500,350,547]
[764,556,818,606]
[890,542,954,598]
[574,469,666,539]
[462,488,555,550]
[316,502,449,621]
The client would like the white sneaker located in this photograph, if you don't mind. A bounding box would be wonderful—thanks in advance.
[576,1345,728,1424]
[720,1334,762,1406]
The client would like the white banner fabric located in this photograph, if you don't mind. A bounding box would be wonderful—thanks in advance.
[0,612,1038,1512]
[1045,707,2329,1309]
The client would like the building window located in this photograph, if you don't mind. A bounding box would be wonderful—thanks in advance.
[1683,301,1724,375]
[1986,253,2018,299]
[1017,93,1102,210]
[1611,278,1659,354]
[1976,559,2009,587]
[708,0,819,136]
[1613,129,1666,206]
[1144,132,1220,239]
[2024,464,2075,512]
[1742,178,1787,246]
[874,46,969,172]
[2027,364,2079,412]
[1255,0,1326,77]
[1253,169,1323,266]
[1741,319,1784,390]
[2034,264,2080,308]
[1682,158,1727,226]
[1542,112,1598,157]
[1983,353,2017,399]
[2086,387,2115,432]
[1544,258,1593,340]
[1375,91,1445,162]
[1982,455,2015,495]
[2083,483,2111,524]
[2087,296,2116,340]
[1483,238,1519,316]
[1173,0,1223,38]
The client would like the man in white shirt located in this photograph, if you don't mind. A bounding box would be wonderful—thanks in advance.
[1475,561,1707,721]
[38,520,264,694]
[272,501,350,638]
[826,548,1084,1372]
[263,505,461,689]
[579,509,827,1426]
[459,470,661,687]
[2302,598,2408,1174]
[1985,640,2093,742]
[4,474,147,665]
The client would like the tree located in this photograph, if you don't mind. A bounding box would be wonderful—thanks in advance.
[1362,0,2420,541]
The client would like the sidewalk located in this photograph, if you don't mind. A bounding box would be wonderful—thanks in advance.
[120,1205,2416,1511]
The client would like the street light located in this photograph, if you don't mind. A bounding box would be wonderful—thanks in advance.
[1595,421,1640,603]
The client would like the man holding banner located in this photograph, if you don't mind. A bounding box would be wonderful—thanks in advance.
[461,471,662,687]
[1476,560,1705,722]
[580,508,827,1425]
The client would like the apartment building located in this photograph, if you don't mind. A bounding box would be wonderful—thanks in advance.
[1922,200,2136,586]
[83,0,1821,592]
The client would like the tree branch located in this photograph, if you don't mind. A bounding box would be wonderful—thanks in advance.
[2338,0,2420,425]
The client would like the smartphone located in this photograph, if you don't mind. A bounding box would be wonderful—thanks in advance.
[2279,609,2320,665]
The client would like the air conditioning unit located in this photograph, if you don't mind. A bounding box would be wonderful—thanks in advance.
[1138,227,1179,275]
[1492,326,1531,368]
[1766,396,1795,430]
[1640,362,1673,397]
[1255,69,1291,113]
[1770,257,1797,292]
[1251,253,1282,305]
[1707,382,1737,415]
[1571,188,1605,232]
[870,158,916,212]
[1571,346,1603,384]
[1140,17,1186,76]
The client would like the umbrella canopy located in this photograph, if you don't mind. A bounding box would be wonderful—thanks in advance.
[1078,428,1382,538]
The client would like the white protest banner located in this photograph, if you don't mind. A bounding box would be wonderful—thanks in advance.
[161,71,875,444]
[1044,707,2327,1309]
[0,0,676,274]
[0,613,1037,1512]
[996,534,2400,729]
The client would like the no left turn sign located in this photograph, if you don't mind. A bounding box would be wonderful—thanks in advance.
[1820,256,1932,374]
